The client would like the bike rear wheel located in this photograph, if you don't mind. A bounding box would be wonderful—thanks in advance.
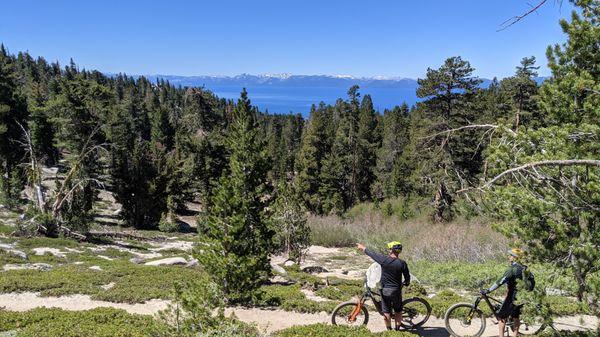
[445,303,486,337]
[331,300,369,327]
[400,297,431,329]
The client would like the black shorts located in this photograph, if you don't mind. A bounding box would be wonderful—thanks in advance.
[497,301,523,319]
[380,288,402,314]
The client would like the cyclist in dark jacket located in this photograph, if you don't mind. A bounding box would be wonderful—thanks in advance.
[482,248,525,337]
[357,241,410,331]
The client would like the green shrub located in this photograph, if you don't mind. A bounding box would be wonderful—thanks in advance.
[428,290,469,318]
[275,323,417,337]
[314,283,363,301]
[158,214,180,233]
[0,307,164,337]
[0,261,205,303]
[258,284,336,313]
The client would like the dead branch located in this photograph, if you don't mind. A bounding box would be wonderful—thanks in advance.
[420,124,516,141]
[498,0,548,31]
[483,159,600,188]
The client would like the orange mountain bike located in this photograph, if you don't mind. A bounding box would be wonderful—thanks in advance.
[331,283,431,329]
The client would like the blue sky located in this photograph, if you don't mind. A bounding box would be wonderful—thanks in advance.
[1,0,574,79]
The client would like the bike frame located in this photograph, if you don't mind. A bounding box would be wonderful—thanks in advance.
[469,291,513,326]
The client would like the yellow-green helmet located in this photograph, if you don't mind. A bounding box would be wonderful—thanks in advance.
[508,248,525,260]
[387,241,403,251]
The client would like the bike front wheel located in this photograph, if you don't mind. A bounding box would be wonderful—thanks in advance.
[445,303,486,337]
[400,297,431,329]
[331,300,369,327]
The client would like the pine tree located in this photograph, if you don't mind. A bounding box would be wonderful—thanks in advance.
[373,103,410,199]
[294,104,332,213]
[355,94,379,201]
[414,56,482,221]
[0,45,27,209]
[195,89,275,303]
[499,57,540,129]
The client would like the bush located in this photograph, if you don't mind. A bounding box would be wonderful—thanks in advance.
[0,307,165,337]
[158,214,180,232]
[428,290,469,318]
[258,284,336,313]
[275,323,417,337]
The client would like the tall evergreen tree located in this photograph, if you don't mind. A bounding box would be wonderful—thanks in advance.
[413,56,482,221]
[373,103,410,199]
[0,45,27,208]
[355,94,379,201]
[195,89,275,303]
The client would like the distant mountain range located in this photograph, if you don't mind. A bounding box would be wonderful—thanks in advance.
[142,73,421,89]
[116,73,547,115]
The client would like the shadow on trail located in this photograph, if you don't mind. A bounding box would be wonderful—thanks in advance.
[410,326,450,337]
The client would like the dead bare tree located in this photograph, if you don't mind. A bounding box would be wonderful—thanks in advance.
[16,122,107,240]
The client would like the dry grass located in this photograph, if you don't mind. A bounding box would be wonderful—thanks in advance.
[308,208,507,263]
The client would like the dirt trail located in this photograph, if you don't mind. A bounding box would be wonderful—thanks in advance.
[0,292,169,315]
[1,293,596,336]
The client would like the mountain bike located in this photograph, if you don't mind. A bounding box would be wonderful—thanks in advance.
[444,287,545,337]
[331,283,431,329]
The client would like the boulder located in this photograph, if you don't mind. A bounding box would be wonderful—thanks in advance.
[129,257,145,264]
[283,260,296,267]
[89,265,102,271]
[3,263,53,271]
[144,257,187,266]
[271,264,287,275]
[185,258,199,268]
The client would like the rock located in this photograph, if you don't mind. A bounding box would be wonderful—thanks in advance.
[302,266,329,274]
[3,263,53,271]
[283,260,296,267]
[32,247,67,258]
[144,257,187,266]
[0,244,27,260]
[185,258,199,268]
[89,265,102,271]
[73,261,84,265]
[0,330,18,337]
[270,275,289,284]
[129,257,145,264]
[97,255,114,261]
[271,264,287,275]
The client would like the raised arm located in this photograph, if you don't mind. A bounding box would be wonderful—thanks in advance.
[357,243,387,264]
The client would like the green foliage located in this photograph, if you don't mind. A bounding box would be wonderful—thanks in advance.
[427,290,468,318]
[0,307,165,337]
[195,89,275,304]
[156,280,261,337]
[275,323,417,337]
[0,261,204,303]
[258,284,336,313]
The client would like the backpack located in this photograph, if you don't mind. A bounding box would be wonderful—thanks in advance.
[522,266,535,291]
